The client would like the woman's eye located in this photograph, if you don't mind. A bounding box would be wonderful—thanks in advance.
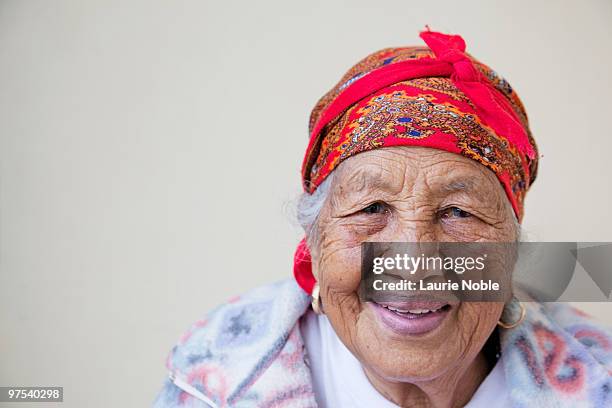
[361,202,388,215]
[440,206,472,219]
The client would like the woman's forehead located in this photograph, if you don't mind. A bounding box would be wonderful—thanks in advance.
[331,147,498,195]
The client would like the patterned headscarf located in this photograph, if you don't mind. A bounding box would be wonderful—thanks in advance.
[295,29,539,294]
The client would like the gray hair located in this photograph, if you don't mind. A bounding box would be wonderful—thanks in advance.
[296,174,334,246]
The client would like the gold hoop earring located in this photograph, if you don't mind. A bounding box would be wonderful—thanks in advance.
[311,282,323,315]
[498,301,525,329]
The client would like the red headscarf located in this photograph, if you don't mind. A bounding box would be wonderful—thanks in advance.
[295,29,539,294]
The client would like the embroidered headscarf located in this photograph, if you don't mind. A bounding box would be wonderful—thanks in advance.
[295,29,539,294]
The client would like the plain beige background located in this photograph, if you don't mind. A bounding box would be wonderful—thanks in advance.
[1,1,611,407]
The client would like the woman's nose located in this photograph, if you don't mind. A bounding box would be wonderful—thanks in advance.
[385,216,438,243]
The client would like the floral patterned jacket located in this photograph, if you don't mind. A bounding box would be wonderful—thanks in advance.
[153,279,612,407]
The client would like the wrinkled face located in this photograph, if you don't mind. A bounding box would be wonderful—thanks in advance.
[310,146,518,382]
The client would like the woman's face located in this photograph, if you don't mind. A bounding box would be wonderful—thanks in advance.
[311,146,518,383]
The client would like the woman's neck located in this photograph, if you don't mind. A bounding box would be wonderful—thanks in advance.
[363,351,491,408]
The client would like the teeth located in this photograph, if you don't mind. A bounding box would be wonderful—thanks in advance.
[382,305,443,314]
[408,309,431,314]
[386,306,404,312]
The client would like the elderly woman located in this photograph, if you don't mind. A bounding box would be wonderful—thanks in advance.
[154,30,611,407]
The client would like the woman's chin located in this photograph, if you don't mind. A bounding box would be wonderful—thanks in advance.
[348,302,464,381]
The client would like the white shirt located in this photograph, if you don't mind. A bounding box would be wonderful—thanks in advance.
[300,310,511,408]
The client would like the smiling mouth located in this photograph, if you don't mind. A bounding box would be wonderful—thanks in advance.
[371,300,453,335]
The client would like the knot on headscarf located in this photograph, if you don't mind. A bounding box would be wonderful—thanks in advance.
[420,30,466,62]
[420,30,479,82]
